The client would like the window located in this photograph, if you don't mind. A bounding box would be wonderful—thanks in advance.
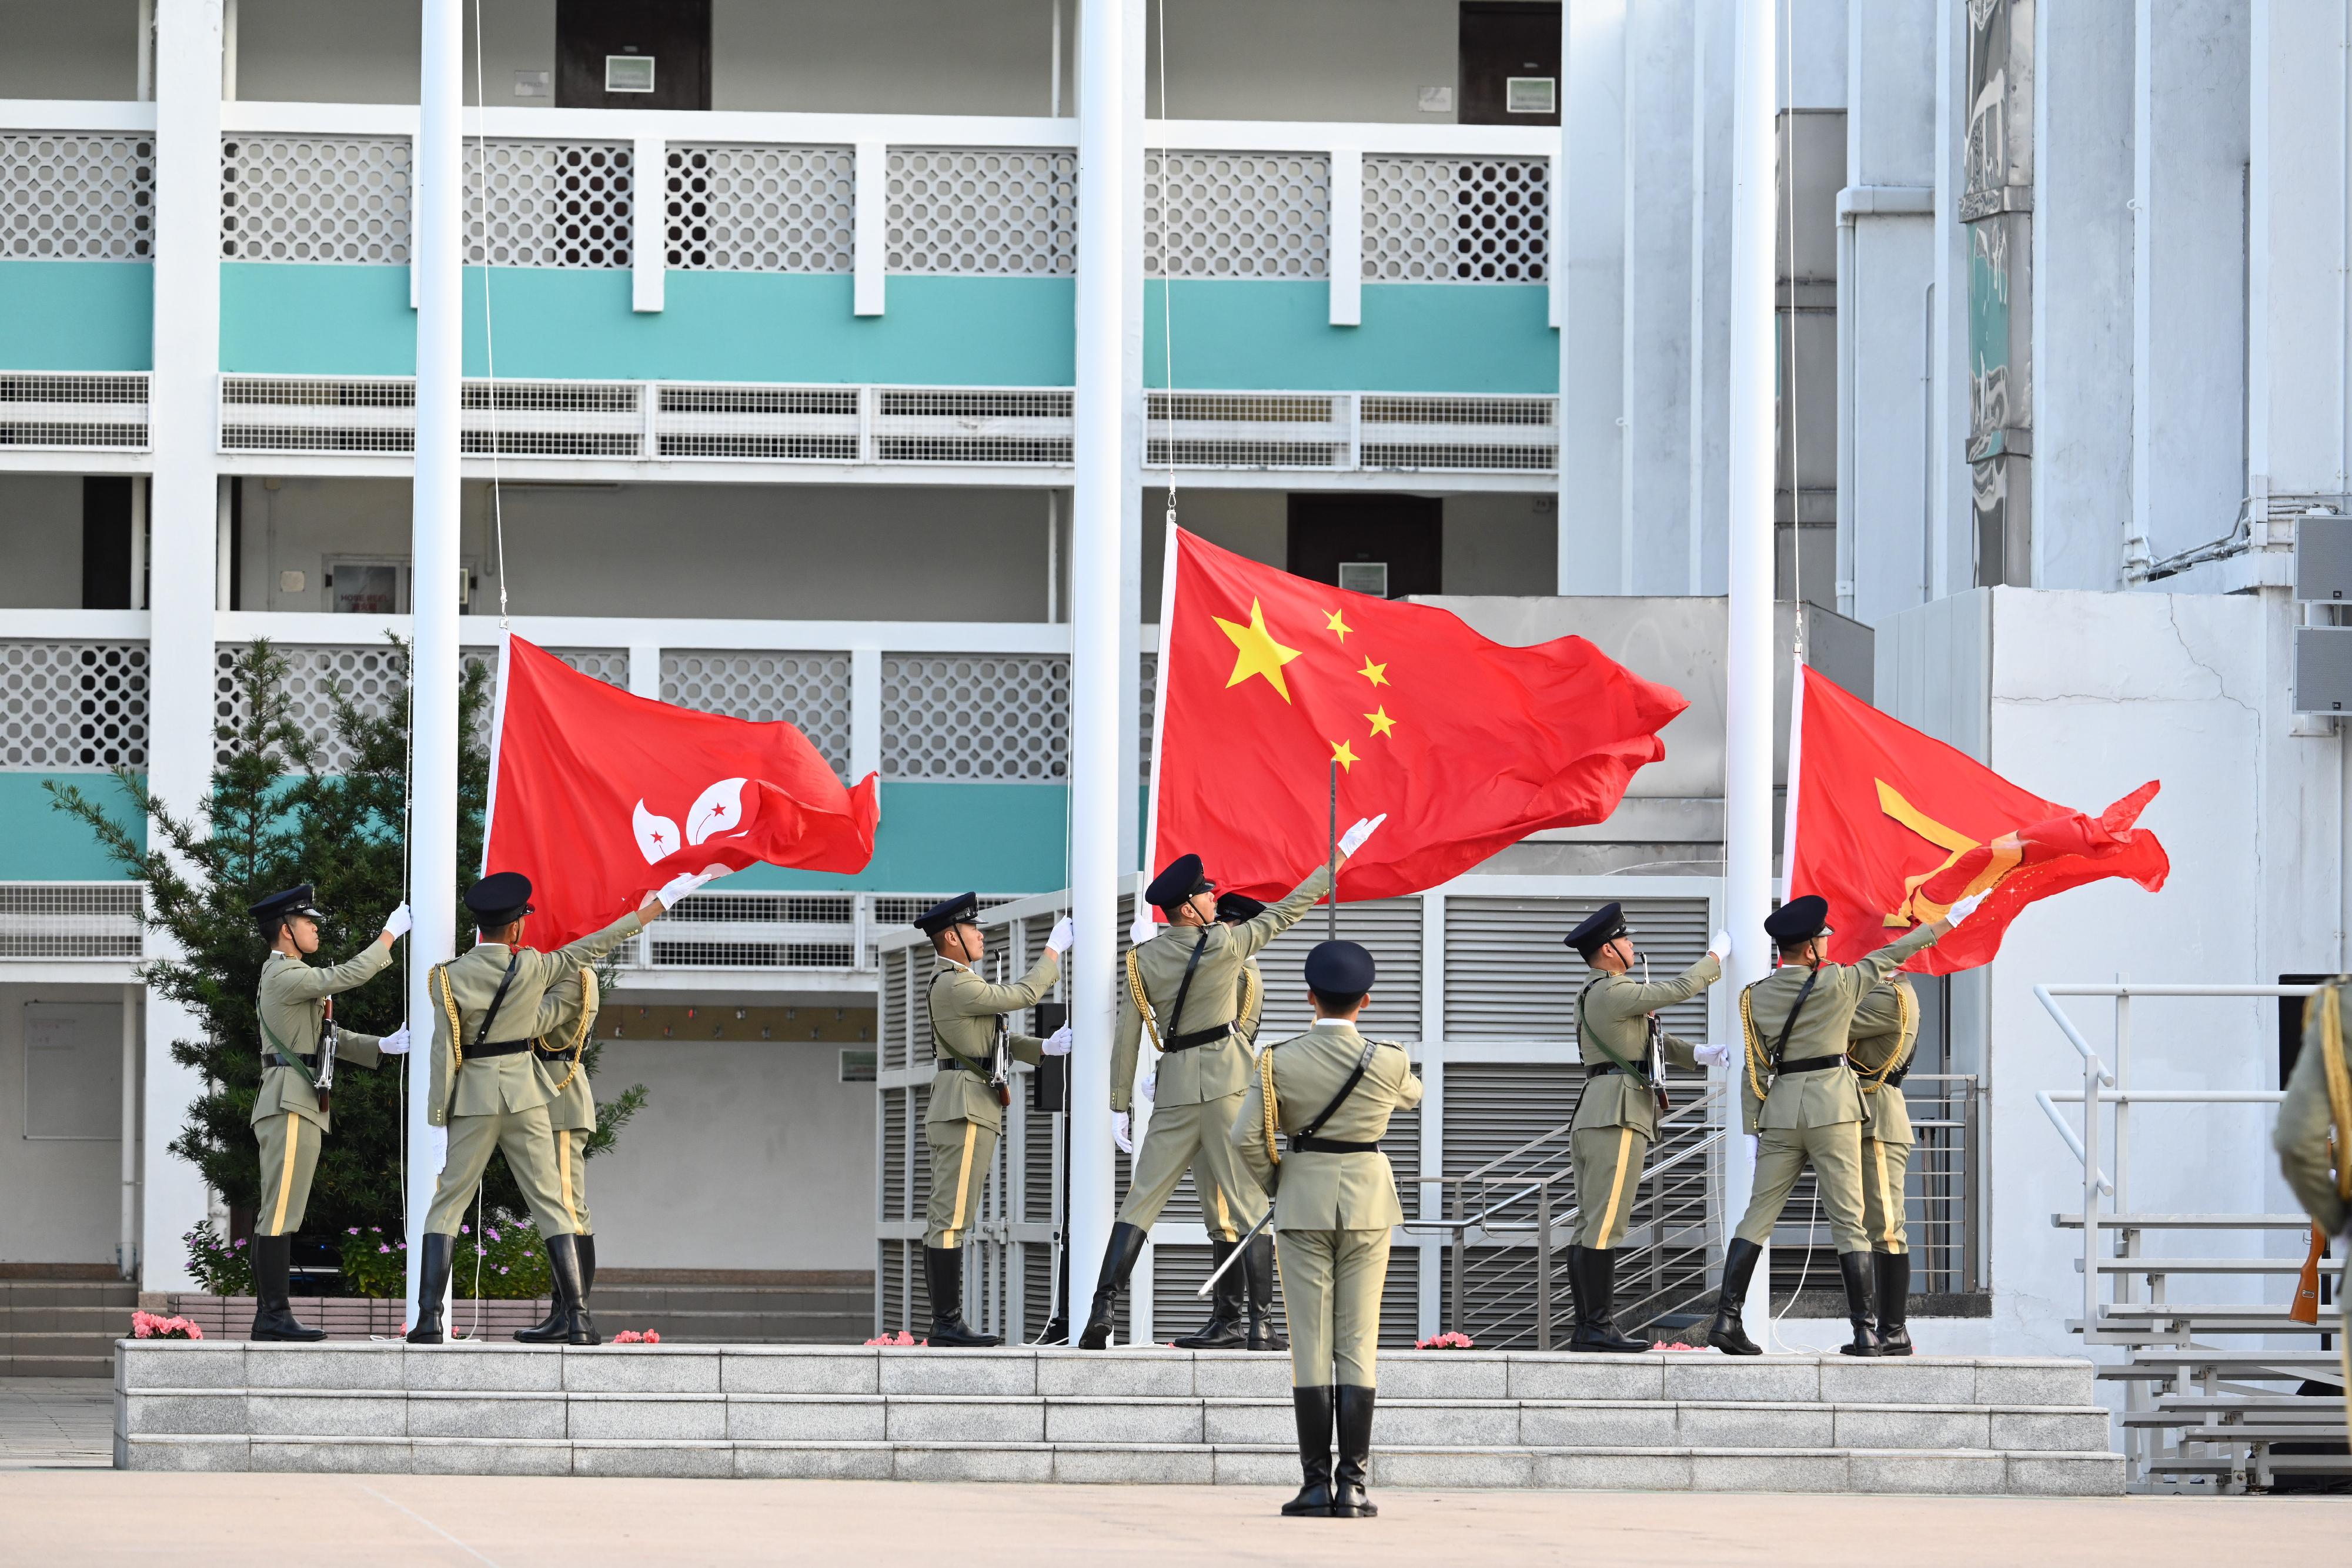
[840,1048,877,1084]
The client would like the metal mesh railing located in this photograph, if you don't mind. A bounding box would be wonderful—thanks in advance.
[0,882,143,959]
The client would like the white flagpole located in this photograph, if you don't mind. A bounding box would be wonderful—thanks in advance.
[403,0,463,1332]
[1722,0,1778,1342]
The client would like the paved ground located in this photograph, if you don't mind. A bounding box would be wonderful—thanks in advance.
[6,1377,2336,1563]
[1,1473,2338,1566]
[0,1378,111,1470]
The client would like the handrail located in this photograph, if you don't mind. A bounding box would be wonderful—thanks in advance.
[2033,984,2118,1086]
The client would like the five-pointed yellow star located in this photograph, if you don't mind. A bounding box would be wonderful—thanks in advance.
[1357,657,1389,688]
[1364,706,1397,739]
[1330,740,1359,772]
[1214,597,1304,702]
[1325,609,1352,641]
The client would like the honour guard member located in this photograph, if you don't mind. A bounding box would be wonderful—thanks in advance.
[1170,891,1281,1350]
[1563,903,1731,1352]
[1231,940,1422,1520]
[1079,814,1384,1352]
[408,872,674,1345]
[248,885,413,1341]
[916,894,1074,1347]
[1705,891,1982,1357]
[516,962,606,1343]
[2277,977,2352,1423]
[1846,977,1921,1355]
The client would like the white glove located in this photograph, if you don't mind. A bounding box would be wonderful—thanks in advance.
[1111,1111,1134,1154]
[1337,813,1387,858]
[382,902,413,940]
[657,870,716,908]
[1707,928,1732,963]
[1043,1025,1074,1057]
[1130,917,1159,947]
[1047,916,1075,955]
[1140,1069,1156,1104]
[418,1123,449,1176]
[1945,891,1988,927]
[377,1024,413,1057]
[1693,1042,1731,1068]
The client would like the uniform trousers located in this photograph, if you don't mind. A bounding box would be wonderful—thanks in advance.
[1279,1226,1390,1388]
[1570,1125,1649,1249]
[424,1102,580,1239]
[1117,1092,1266,1241]
[1733,1121,1870,1255]
[255,1112,322,1236]
[558,1128,593,1234]
[924,1117,995,1249]
[1860,1135,1911,1254]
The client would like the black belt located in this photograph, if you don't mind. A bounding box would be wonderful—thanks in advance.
[1288,1135,1378,1155]
[469,1038,532,1059]
[268,1053,320,1071]
[1162,1022,1231,1052]
[936,1054,993,1079]
[1775,1054,1845,1075]
[532,1041,576,1059]
[1586,1062,1645,1081]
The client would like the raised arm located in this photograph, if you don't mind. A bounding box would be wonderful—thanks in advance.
[1593,953,1722,1017]
[270,939,393,1002]
[940,949,1061,1017]
[1231,863,1335,960]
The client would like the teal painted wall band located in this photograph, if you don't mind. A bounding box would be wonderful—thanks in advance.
[1,774,146,880]
[216,265,1555,392]
[0,262,155,372]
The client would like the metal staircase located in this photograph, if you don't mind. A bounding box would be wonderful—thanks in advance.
[2039,981,2348,1492]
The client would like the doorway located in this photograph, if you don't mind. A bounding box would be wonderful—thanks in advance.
[556,0,711,111]
[1287,495,1444,599]
[1459,2,1561,128]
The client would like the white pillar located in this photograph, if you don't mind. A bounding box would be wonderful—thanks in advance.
[121,985,140,1279]
[1556,0,1626,593]
[1066,0,1138,1333]
[1722,0,1776,1335]
[405,0,464,1330]
[140,0,226,1293]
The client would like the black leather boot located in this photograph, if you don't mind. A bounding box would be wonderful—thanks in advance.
[1568,1245,1651,1353]
[1244,1232,1287,1351]
[1873,1251,1913,1357]
[925,1245,1001,1348]
[514,1241,573,1344]
[249,1234,328,1342]
[406,1233,453,1345]
[1836,1251,1880,1356]
[1174,1239,1247,1348]
[1705,1237,1764,1355]
[547,1234,599,1346]
[1077,1222,1146,1349]
[1330,1385,1378,1518]
[578,1233,597,1297]
[1281,1386,1335,1517]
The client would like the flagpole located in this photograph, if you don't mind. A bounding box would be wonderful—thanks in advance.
[1327,758,1338,942]
[1723,0,1778,1344]
[403,0,463,1334]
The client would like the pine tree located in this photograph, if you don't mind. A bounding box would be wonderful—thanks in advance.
[48,638,646,1253]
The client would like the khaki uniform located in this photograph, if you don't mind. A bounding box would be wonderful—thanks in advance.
[1733,924,1941,1254]
[422,914,642,1238]
[1847,978,1920,1254]
[2274,981,2352,1410]
[924,948,1060,1248]
[532,967,606,1235]
[1114,867,1329,1236]
[250,942,392,1236]
[1570,955,1719,1248]
[1232,1020,1422,1388]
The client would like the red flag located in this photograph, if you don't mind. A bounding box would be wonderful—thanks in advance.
[1787,665,2169,974]
[484,636,878,948]
[1150,528,1688,904]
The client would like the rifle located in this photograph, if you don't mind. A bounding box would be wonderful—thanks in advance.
[313,995,342,1116]
[2291,1226,2326,1326]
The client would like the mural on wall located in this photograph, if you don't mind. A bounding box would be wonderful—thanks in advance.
[1964,0,2034,587]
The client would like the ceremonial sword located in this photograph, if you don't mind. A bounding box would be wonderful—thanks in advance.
[1194,1206,1276,1296]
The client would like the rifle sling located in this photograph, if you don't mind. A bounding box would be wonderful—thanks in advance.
[1294,1039,1379,1142]
[1161,930,1212,1045]
[470,952,526,1052]
[1768,964,1825,1069]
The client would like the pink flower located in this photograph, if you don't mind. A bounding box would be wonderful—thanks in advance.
[347,1228,361,1235]
[486,1227,502,1243]
[377,1245,391,1253]
[645,1331,660,1344]
[1414,1331,1476,1350]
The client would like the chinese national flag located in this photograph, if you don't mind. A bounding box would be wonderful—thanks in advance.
[1150,528,1689,905]
[484,636,878,949]
[1788,665,2169,975]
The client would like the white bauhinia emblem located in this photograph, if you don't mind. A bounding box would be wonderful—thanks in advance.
[686,778,749,846]
[633,780,751,866]
[632,800,681,865]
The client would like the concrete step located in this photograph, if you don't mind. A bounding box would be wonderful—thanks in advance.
[112,1343,2119,1493]
[0,1282,141,1377]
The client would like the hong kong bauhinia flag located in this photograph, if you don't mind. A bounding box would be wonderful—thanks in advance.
[484,636,878,948]
[1150,528,1689,905]
[1786,665,2169,975]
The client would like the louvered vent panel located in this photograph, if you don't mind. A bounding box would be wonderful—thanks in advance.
[1250,897,1422,1041]
[1444,895,1711,1043]
[1439,1062,1580,1178]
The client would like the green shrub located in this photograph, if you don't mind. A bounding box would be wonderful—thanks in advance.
[185,1221,255,1296]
